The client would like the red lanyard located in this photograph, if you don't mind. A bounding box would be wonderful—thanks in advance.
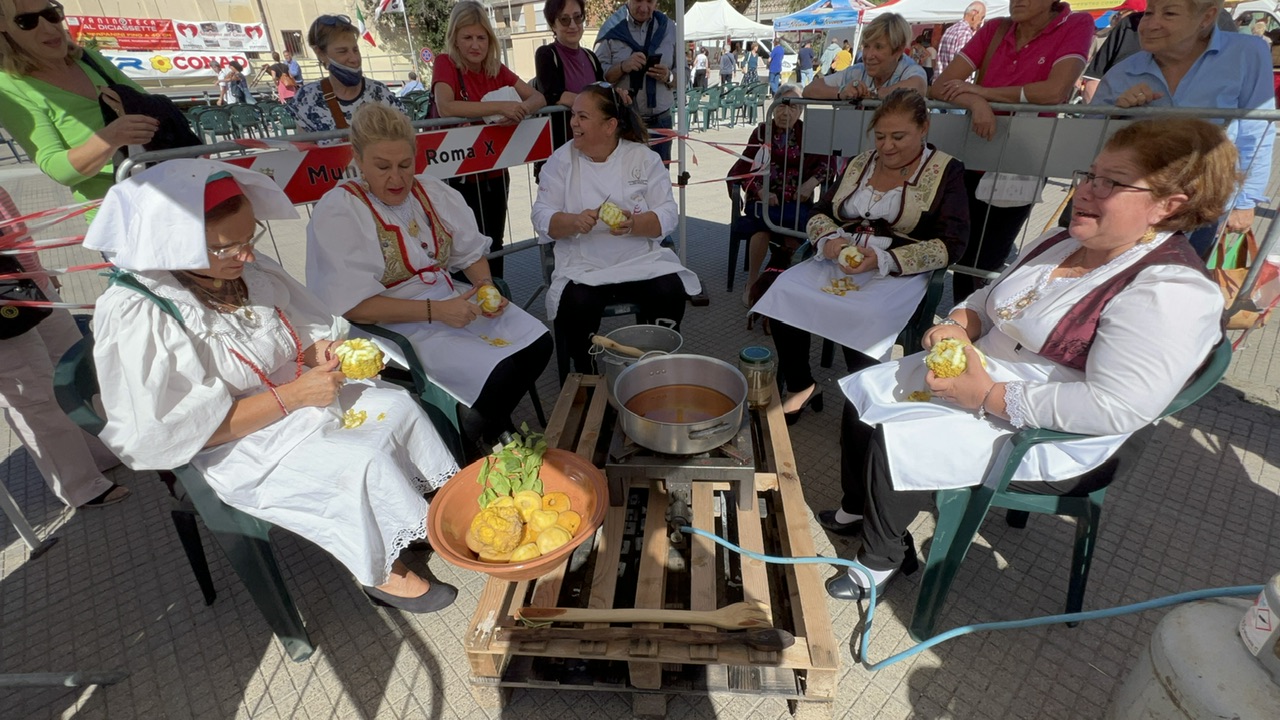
[228,307,305,389]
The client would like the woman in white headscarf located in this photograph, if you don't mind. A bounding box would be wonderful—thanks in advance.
[86,160,460,614]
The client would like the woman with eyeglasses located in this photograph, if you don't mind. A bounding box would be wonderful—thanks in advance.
[306,104,552,461]
[0,0,158,220]
[88,161,461,614]
[534,0,605,175]
[434,0,547,278]
[531,84,700,382]
[818,118,1228,601]
[289,14,406,134]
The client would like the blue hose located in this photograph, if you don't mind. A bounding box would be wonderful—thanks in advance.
[679,525,1263,670]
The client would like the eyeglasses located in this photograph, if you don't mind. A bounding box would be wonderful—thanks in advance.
[316,14,352,27]
[556,13,585,27]
[208,222,267,260]
[1071,170,1153,199]
[12,1,64,32]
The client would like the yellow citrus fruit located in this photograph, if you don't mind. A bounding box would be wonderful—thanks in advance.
[536,526,572,554]
[529,509,560,533]
[478,547,514,563]
[490,496,515,508]
[541,492,571,512]
[509,543,542,563]
[556,510,582,535]
[519,522,539,545]
[513,490,543,522]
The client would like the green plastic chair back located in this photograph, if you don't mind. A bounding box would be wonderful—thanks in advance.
[53,332,314,662]
[908,339,1233,641]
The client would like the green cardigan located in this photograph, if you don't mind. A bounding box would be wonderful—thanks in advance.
[0,49,144,209]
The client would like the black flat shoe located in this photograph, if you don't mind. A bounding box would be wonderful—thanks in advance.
[817,510,863,537]
[824,535,920,601]
[363,580,457,614]
[784,387,824,426]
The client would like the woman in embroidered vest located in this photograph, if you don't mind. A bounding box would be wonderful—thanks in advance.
[305,103,552,460]
[819,118,1230,601]
[289,14,406,134]
[433,0,547,278]
[753,89,969,426]
[531,83,701,383]
[88,161,460,614]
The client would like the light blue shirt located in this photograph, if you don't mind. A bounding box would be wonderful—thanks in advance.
[823,55,926,95]
[1093,29,1276,210]
[398,80,424,97]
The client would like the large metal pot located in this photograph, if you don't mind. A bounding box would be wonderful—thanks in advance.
[613,354,747,455]
[590,321,683,407]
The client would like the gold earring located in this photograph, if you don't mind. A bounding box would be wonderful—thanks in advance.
[1138,227,1157,244]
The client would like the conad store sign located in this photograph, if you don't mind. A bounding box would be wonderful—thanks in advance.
[100,51,250,79]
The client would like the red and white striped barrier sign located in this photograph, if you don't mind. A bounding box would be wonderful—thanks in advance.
[226,118,553,205]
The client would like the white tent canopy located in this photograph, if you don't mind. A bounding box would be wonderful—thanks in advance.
[861,0,1010,25]
[682,0,773,42]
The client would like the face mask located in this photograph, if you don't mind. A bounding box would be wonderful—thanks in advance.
[328,59,363,87]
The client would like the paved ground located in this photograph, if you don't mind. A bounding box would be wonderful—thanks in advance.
[2,116,1278,720]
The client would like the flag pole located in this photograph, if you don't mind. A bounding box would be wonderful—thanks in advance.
[401,7,419,81]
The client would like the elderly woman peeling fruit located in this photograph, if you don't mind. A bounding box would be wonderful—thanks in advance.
[818,119,1230,602]
[87,160,460,614]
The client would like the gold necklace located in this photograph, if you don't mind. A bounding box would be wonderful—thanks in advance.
[178,273,254,320]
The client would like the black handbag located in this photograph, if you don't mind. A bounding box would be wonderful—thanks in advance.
[80,52,203,153]
[0,254,51,339]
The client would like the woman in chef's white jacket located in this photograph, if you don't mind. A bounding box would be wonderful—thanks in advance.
[306,103,552,459]
[820,118,1230,602]
[88,161,460,614]
[531,83,701,381]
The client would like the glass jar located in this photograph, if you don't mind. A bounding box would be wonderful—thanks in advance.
[739,346,776,409]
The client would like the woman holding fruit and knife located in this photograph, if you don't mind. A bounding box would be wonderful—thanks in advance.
[752,90,970,426]
[531,83,701,383]
[306,104,551,461]
[89,161,461,614]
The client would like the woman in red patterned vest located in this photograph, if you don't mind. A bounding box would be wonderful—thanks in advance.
[820,117,1233,601]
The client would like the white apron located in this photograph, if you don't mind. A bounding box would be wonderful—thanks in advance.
[307,175,550,406]
[93,262,459,587]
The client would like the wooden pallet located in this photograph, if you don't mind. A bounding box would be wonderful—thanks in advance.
[463,374,839,718]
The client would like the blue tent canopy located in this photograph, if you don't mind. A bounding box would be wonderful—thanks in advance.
[773,0,872,32]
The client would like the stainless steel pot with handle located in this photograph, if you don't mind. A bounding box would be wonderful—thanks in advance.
[590,320,682,407]
[612,354,747,455]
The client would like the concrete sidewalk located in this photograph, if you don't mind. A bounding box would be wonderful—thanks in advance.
[1,122,1277,720]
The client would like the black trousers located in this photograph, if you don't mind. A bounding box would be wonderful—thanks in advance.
[449,171,510,278]
[839,399,1151,571]
[953,170,1033,303]
[553,274,687,383]
[457,332,553,460]
[770,319,879,393]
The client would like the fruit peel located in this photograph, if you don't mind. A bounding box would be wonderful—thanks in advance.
[477,284,502,313]
[334,338,385,380]
[599,200,627,230]
[924,338,987,379]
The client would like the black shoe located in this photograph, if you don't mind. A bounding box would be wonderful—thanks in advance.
[363,579,458,614]
[817,510,862,537]
[784,387,824,426]
[824,535,919,601]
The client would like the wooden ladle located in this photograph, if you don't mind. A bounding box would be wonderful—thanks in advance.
[515,601,772,630]
[589,334,647,358]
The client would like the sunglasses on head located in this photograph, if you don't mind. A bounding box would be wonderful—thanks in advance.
[12,1,64,32]
[591,81,621,108]
[316,14,352,27]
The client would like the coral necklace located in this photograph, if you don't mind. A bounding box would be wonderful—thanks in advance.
[228,308,306,388]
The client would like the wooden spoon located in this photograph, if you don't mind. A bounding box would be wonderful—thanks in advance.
[590,334,647,358]
[497,626,795,651]
[515,601,771,630]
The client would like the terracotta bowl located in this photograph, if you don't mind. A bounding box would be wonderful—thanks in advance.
[427,448,608,582]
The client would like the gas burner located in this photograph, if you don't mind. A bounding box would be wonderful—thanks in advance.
[606,417,757,511]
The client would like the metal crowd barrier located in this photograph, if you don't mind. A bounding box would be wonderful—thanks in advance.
[756,97,1280,318]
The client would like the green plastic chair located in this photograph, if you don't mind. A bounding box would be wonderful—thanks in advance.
[908,340,1233,641]
[719,85,747,128]
[700,86,723,132]
[195,108,236,145]
[54,334,315,662]
[266,105,297,136]
[227,104,268,139]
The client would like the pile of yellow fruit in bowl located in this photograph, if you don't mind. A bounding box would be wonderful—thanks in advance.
[466,490,582,564]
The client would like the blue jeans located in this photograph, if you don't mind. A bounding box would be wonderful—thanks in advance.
[800,69,814,86]
[769,73,781,95]
[645,110,673,165]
